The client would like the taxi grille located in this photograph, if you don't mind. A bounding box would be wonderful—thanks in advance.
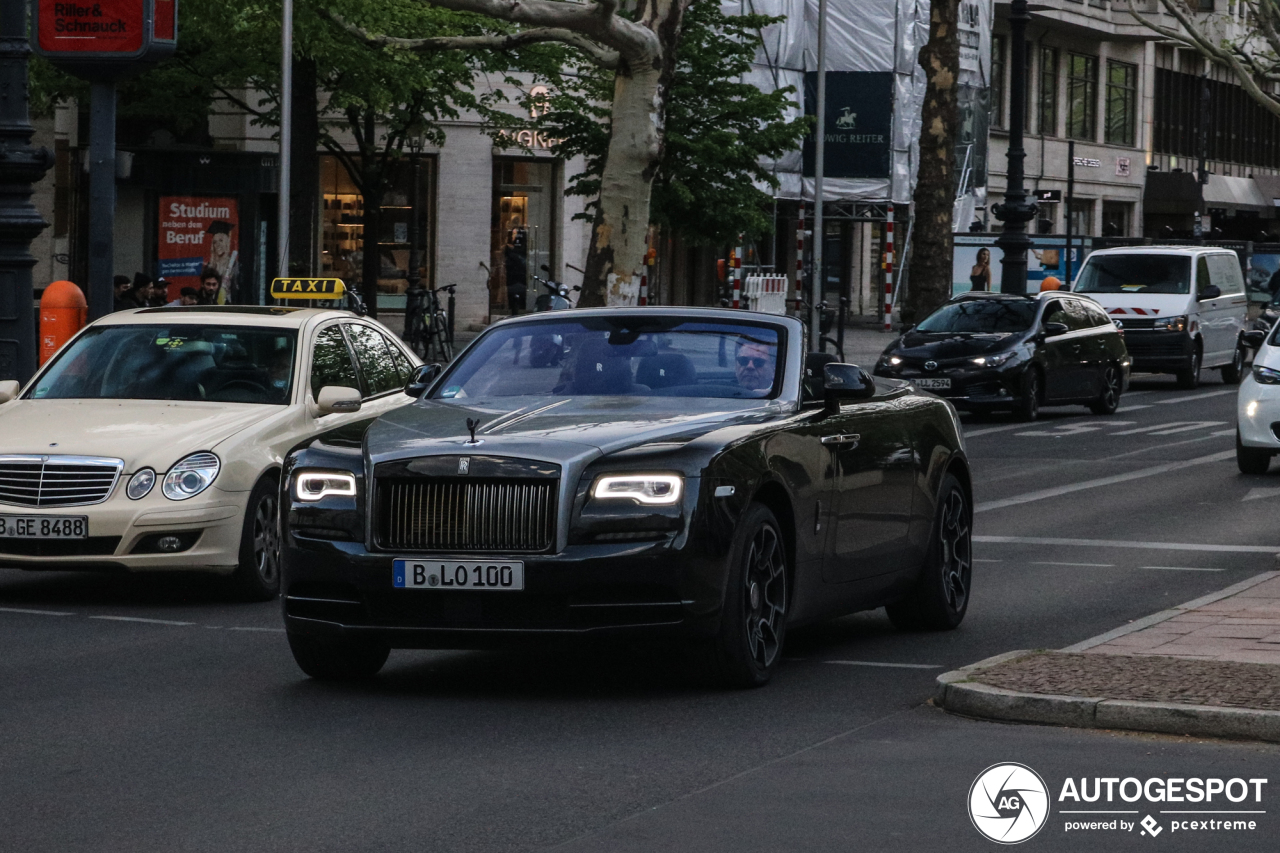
[376,478,557,553]
[0,456,124,508]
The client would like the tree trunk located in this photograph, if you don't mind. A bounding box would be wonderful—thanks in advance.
[289,57,320,277]
[902,0,959,327]
[362,191,383,317]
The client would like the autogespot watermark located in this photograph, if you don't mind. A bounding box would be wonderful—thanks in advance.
[968,764,1268,844]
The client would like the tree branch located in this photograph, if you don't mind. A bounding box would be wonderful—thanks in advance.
[394,0,651,58]
[328,11,619,69]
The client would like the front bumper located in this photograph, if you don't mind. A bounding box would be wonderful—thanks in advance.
[1121,330,1194,372]
[0,490,249,572]
[873,363,1022,408]
[281,534,728,648]
[1238,377,1280,449]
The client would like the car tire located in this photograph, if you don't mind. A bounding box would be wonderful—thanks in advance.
[287,632,390,680]
[1014,369,1041,422]
[1176,346,1202,390]
[700,502,789,688]
[229,475,282,601]
[1221,344,1246,385]
[886,473,972,632]
[1237,429,1272,475]
[1088,363,1122,415]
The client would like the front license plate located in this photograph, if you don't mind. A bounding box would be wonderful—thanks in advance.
[912,378,952,390]
[393,559,525,591]
[0,515,88,539]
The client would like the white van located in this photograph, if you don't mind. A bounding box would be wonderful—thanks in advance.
[1071,246,1248,389]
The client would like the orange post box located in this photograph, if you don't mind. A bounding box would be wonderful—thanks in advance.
[39,280,88,365]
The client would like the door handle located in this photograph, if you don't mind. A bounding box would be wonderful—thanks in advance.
[822,433,861,447]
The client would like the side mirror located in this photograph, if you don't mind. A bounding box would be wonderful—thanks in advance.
[316,385,362,415]
[0,379,20,404]
[1200,284,1222,300]
[823,363,876,410]
[1242,329,1268,349]
[1042,322,1069,337]
[405,363,443,397]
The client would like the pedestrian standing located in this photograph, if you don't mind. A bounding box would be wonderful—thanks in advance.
[198,267,227,305]
[113,275,133,312]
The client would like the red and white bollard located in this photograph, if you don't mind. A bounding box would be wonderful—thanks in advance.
[795,204,805,314]
[731,235,743,309]
[884,204,895,332]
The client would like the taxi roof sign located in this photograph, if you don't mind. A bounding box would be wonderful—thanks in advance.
[270,278,346,300]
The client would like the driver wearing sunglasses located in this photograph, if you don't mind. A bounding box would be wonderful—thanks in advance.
[735,340,776,391]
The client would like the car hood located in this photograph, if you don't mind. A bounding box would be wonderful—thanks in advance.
[0,399,273,471]
[1073,291,1190,318]
[367,396,784,466]
[892,332,1021,360]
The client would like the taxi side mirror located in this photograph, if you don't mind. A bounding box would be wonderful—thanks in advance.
[0,380,19,404]
[405,363,443,398]
[824,363,876,411]
[316,385,362,415]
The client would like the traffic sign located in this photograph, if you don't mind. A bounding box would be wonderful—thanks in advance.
[270,278,346,299]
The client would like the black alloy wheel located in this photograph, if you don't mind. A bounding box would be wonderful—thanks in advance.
[1089,364,1122,415]
[1176,346,1202,390]
[702,503,788,688]
[1222,345,1246,385]
[230,476,282,601]
[1015,369,1040,422]
[887,473,972,631]
[1236,429,1272,475]
[288,632,390,680]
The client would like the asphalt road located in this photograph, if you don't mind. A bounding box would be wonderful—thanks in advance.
[3,369,1279,852]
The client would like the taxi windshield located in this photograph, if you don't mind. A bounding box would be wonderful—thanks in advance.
[1074,255,1192,294]
[28,325,298,404]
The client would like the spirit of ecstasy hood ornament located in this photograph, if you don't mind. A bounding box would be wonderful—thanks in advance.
[465,417,482,446]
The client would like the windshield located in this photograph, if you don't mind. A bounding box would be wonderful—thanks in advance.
[1075,255,1191,294]
[28,325,298,404]
[434,318,785,400]
[916,300,1038,334]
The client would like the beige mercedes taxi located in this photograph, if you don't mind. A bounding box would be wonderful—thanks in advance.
[0,304,421,598]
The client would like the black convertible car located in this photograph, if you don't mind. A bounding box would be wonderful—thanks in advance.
[280,308,972,687]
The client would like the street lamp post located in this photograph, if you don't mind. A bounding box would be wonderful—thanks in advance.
[0,1,54,382]
[403,133,424,343]
[992,0,1037,295]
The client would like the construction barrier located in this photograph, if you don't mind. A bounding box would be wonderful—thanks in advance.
[743,275,790,315]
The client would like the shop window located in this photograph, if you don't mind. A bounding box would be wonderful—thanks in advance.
[1069,198,1095,236]
[491,159,558,312]
[1101,201,1132,237]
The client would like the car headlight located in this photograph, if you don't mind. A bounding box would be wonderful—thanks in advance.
[126,468,155,500]
[592,474,683,506]
[1154,315,1188,332]
[1253,365,1280,385]
[294,470,358,502]
[162,453,220,501]
[971,352,1014,368]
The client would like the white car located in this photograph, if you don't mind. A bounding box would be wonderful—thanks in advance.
[0,305,421,598]
[1238,324,1280,474]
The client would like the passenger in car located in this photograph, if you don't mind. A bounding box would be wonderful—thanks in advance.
[735,340,775,391]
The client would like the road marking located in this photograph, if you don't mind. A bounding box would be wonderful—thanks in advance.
[974,449,1235,513]
[1031,561,1114,567]
[1211,428,1237,436]
[1115,404,1153,412]
[974,535,1278,553]
[822,660,942,669]
[89,615,197,626]
[1243,486,1280,502]
[1109,421,1224,436]
[1154,389,1237,404]
[1148,421,1228,435]
[1015,421,1135,437]
[1140,566,1225,572]
[227,626,285,633]
[965,423,1034,438]
[0,606,74,617]
[973,558,1003,563]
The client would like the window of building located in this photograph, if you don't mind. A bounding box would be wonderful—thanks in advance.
[1039,47,1059,136]
[991,35,1006,129]
[490,158,558,313]
[1101,201,1132,237]
[1067,53,1098,140]
[1069,198,1095,236]
[1105,60,1138,146]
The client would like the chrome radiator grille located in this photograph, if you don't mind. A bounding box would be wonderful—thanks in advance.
[377,478,557,553]
[0,455,124,508]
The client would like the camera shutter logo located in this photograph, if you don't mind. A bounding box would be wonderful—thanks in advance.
[968,763,1050,844]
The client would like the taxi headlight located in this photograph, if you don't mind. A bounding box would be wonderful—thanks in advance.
[592,474,683,506]
[294,470,358,502]
[126,468,155,500]
[162,453,220,501]
[1252,365,1280,385]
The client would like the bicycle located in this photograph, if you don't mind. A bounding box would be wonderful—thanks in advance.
[795,295,848,361]
[404,283,455,363]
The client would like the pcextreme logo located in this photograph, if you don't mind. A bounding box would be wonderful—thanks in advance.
[968,764,1269,844]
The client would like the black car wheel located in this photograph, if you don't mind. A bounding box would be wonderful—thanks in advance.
[1176,346,1202,390]
[288,632,390,680]
[1237,429,1272,475]
[1088,364,1122,415]
[230,476,282,601]
[702,503,788,688]
[1014,370,1041,422]
[887,473,972,631]
[1221,344,1246,385]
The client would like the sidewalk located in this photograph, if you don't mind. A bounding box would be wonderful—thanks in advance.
[936,572,1280,743]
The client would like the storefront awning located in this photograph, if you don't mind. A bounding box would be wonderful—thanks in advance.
[1202,174,1270,211]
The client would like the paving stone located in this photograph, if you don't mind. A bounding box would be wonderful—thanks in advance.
[1188,625,1280,639]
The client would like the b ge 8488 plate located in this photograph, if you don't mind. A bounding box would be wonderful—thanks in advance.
[393,560,525,590]
[0,515,88,539]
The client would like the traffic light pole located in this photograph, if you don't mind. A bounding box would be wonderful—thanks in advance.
[87,81,117,321]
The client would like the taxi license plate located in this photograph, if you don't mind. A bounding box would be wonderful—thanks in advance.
[0,515,88,539]
[912,378,952,390]
[394,559,524,591]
